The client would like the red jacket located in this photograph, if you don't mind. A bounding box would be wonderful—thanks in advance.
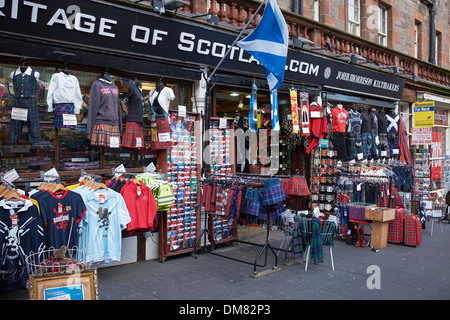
[306,103,329,154]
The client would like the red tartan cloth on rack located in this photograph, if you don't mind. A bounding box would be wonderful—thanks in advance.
[286,176,310,197]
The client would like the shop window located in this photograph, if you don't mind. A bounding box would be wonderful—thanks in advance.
[0,63,188,175]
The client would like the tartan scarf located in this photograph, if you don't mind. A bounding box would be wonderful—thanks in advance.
[291,216,304,260]
[309,218,324,265]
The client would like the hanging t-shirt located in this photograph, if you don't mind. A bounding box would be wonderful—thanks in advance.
[46,72,83,113]
[77,188,131,265]
[0,199,44,290]
[149,87,175,114]
[120,180,158,233]
[38,190,87,250]
[347,109,362,135]
[331,107,348,132]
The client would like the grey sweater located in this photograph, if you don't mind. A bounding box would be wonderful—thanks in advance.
[87,79,122,139]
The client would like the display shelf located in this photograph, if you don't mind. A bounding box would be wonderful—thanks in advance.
[157,110,201,262]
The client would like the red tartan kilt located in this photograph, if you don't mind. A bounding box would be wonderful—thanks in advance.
[403,215,422,247]
[151,118,171,150]
[122,122,144,148]
[388,207,406,244]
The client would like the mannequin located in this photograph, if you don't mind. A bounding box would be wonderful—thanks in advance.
[347,106,362,161]
[149,79,175,150]
[386,109,400,158]
[9,65,41,144]
[331,103,348,161]
[46,66,83,130]
[87,73,122,147]
[305,101,328,154]
[122,78,145,149]
[369,108,379,159]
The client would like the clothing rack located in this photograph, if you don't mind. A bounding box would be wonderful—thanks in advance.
[194,173,294,277]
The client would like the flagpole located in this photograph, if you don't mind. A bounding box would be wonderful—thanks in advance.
[206,0,268,83]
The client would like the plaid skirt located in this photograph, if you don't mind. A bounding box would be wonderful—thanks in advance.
[122,122,144,148]
[91,124,120,147]
[362,132,372,159]
[151,118,171,150]
[54,103,76,130]
[287,176,310,197]
[262,178,285,206]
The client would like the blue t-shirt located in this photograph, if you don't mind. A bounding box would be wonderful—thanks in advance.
[75,188,131,265]
[38,190,87,250]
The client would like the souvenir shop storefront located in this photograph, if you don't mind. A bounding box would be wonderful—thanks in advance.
[0,0,431,294]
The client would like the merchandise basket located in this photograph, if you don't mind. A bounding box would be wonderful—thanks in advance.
[430,203,447,236]
[25,246,92,275]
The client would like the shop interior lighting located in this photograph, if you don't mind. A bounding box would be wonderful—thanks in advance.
[230,93,240,96]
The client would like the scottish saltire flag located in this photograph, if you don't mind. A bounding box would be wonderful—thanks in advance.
[237,0,289,91]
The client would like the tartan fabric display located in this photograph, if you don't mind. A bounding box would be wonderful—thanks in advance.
[309,218,324,265]
[245,187,264,218]
[9,97,41,143]
[370,128,378,158]
[122,122,144,148]
[287,176,310,197]
[398,116,413,165]
[262,178,286,206]
[403,214,422,247]
[346,134,357,161]
[388,207,406,244]
[54,103,76,129]
[90,124,120,147]
[361,132,372,159]
[202,183,216,213]
[387,133,399,157]
[291,216,304,260]
[150,118,171,150]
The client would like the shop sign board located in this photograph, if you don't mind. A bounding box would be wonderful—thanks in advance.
[413,101,435,128]
[0,0,405,100]
[411,127,432,145]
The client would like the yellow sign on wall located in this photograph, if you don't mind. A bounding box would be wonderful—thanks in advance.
[413,101,435,128]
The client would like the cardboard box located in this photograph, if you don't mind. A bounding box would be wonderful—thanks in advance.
[365,207,395,222]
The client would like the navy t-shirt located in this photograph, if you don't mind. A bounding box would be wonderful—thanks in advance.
[38,190,87,249]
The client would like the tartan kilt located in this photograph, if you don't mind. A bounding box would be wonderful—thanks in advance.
[54,103,76,130]
[287,176,310,197]
[388,207,406,244]
[151,118,171,150]
[91,124,120,147]
[122,122,144,148]
[362,132,372,159]
[403,215,422,247]
[263,178,286,206]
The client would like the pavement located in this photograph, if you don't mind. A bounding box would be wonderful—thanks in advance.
[2,218,450,303]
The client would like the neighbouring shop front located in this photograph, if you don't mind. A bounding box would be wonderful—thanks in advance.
[2,0,443,298]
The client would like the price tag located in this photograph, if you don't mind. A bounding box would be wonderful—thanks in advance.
[44,168,60,179]
[158,132,171,142]
[58,203,63,214]
[302,127,310,134]
[145,162,156,173]
[357,153,363,160]
[135,137,142,148]
[381,150,387,157]
[3,169,19,183]
[110,136,120,148]
[310,111,322,118]
[392,149,399,155]
[219,118,227,129]
[99,194,106,204]
[62,114,77,126]
[178,105,186,118]
[114,164,126,177]
[11,214,18,226]
[11,107,28,121]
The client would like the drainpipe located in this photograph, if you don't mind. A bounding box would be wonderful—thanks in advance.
[429,0,436,64]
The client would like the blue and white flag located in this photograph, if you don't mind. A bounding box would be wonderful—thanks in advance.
[271,89,280,132]
[237,0,288,91]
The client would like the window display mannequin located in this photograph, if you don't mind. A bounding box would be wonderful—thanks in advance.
[87,72,122,148]
[46,66,83,130]
[121,78,144,149]
[347,106,363,161]
[331,103,348,161]
[377,109,390,158]
[149,80,175,150]
[369,109,379,159]
[9,65,41,144]
[360,108,372,159]
[386,109,400,158]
